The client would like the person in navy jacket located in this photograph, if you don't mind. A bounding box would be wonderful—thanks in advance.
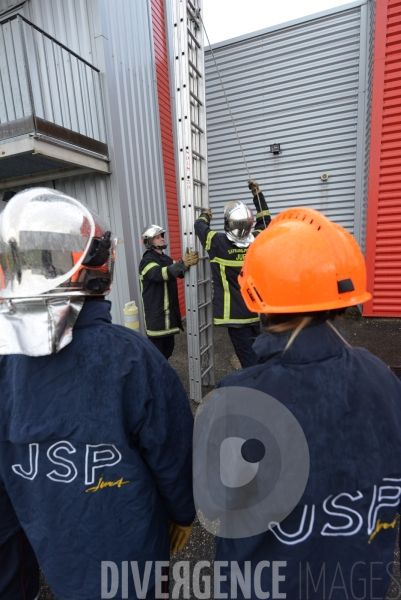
[0,188,195,600]
[214,207,401,599]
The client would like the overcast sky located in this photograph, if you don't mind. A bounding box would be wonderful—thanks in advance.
[202,0,353,45]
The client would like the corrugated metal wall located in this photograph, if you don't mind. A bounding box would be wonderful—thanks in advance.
[0,0,170,329]
[364,0,401,316]
[205,1,371,240]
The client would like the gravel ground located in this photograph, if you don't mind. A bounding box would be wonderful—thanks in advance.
[39,310,401,599]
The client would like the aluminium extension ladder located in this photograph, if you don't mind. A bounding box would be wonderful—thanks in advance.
[171,0,215,402]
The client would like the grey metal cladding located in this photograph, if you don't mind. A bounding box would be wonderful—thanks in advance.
[7,0,169,330]
[205,3,369,239]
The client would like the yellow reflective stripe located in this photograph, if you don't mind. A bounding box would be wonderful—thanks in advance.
[219,264,231,321]
[198,216,209,223]
[164,282,170,330]
[211,257,244,267]
[205,230,217,251]
[147,328,180,337]
[214,318,260,325]
[161,266,169,281]
[256,209,270,219]
[140,262,159,277]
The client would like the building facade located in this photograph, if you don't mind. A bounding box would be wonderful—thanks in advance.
[0,0,182,328]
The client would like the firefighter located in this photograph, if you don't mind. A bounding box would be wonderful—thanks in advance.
[195,180,271,368]
[139,224,199,360]
[214,207,401,599]
[0,189,195,600]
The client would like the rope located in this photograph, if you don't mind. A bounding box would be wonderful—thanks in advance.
[199,14,266,228]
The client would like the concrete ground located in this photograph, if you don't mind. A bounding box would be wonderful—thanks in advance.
[40,310,401,599]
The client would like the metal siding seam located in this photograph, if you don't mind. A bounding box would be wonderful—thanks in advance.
[353,3,368,246]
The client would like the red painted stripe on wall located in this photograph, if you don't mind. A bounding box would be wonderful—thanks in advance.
[364,0,401,316]
[150,0,185,315]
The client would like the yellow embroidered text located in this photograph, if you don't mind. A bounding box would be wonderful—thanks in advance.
[368,517,397,544]
[85,477,130,493]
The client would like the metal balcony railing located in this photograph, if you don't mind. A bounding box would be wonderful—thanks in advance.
[0,14,108,158]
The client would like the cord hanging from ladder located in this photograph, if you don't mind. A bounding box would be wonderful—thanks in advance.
[199,14,267,229]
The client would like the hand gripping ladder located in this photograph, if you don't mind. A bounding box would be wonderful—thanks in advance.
[171,0,215,402]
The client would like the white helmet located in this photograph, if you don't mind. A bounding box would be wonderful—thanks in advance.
[224,201,254,247]
[0,188,117,299]
[141,224,167,250]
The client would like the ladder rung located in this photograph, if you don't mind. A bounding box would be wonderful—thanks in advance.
[187,0,196,11]
[198,255,209,260]
[201,364,213,379]
[198,300,211,310]
[187,6,200,26]
[199,322,212,333]
[201,344,212,356]
[193,178,206,186]
[188,59,202,78]
[197,279,208,285]
[190,90,203,106]
[192,150,205,160]
[191,121,204,133]
[187,28,201,49]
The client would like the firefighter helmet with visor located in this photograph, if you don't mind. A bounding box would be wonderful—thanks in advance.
[141,224,167,250]
[0,188,117,300]
[224,201,254,247]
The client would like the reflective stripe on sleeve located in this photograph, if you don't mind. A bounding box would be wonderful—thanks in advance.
[205,230,218,251]
[161,266,169,281]
[256,209,270,219]
[140,262,159,277]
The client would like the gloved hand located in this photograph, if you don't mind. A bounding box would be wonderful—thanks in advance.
[182,250,199,267]
[201,207,212,219]
[248,179,261,196]
[169,522,193,556]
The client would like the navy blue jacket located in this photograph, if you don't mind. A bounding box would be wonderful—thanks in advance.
[139,250,184,336]
[0,299,195,600]
[216,320,401,599]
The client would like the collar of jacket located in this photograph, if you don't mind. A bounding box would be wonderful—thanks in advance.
[74,298,112,329]
[144,249,170,263]
[253,319,345,364]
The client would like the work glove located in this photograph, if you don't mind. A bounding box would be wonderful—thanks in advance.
[167,260,187,277]
[169,522,193,556]
[182,250,199,267]
[248,179,261,196]
[200,207,212,221]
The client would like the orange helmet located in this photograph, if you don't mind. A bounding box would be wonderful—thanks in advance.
[239,207,372,313]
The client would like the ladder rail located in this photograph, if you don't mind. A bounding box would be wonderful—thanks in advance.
[171,0,214,402]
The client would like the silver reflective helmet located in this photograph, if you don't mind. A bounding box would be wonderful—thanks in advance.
[224,201,254,247]
[141,224,167,250]
[0,187,117,299]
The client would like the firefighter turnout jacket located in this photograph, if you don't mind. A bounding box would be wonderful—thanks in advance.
[139,249,184,337]
[0,299,195,600]
[195,193,271,327]
[215,321,401,599]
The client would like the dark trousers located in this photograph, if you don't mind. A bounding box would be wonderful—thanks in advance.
[228,324,260,369]
[0,529,40,600]
[148,335,175,360]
